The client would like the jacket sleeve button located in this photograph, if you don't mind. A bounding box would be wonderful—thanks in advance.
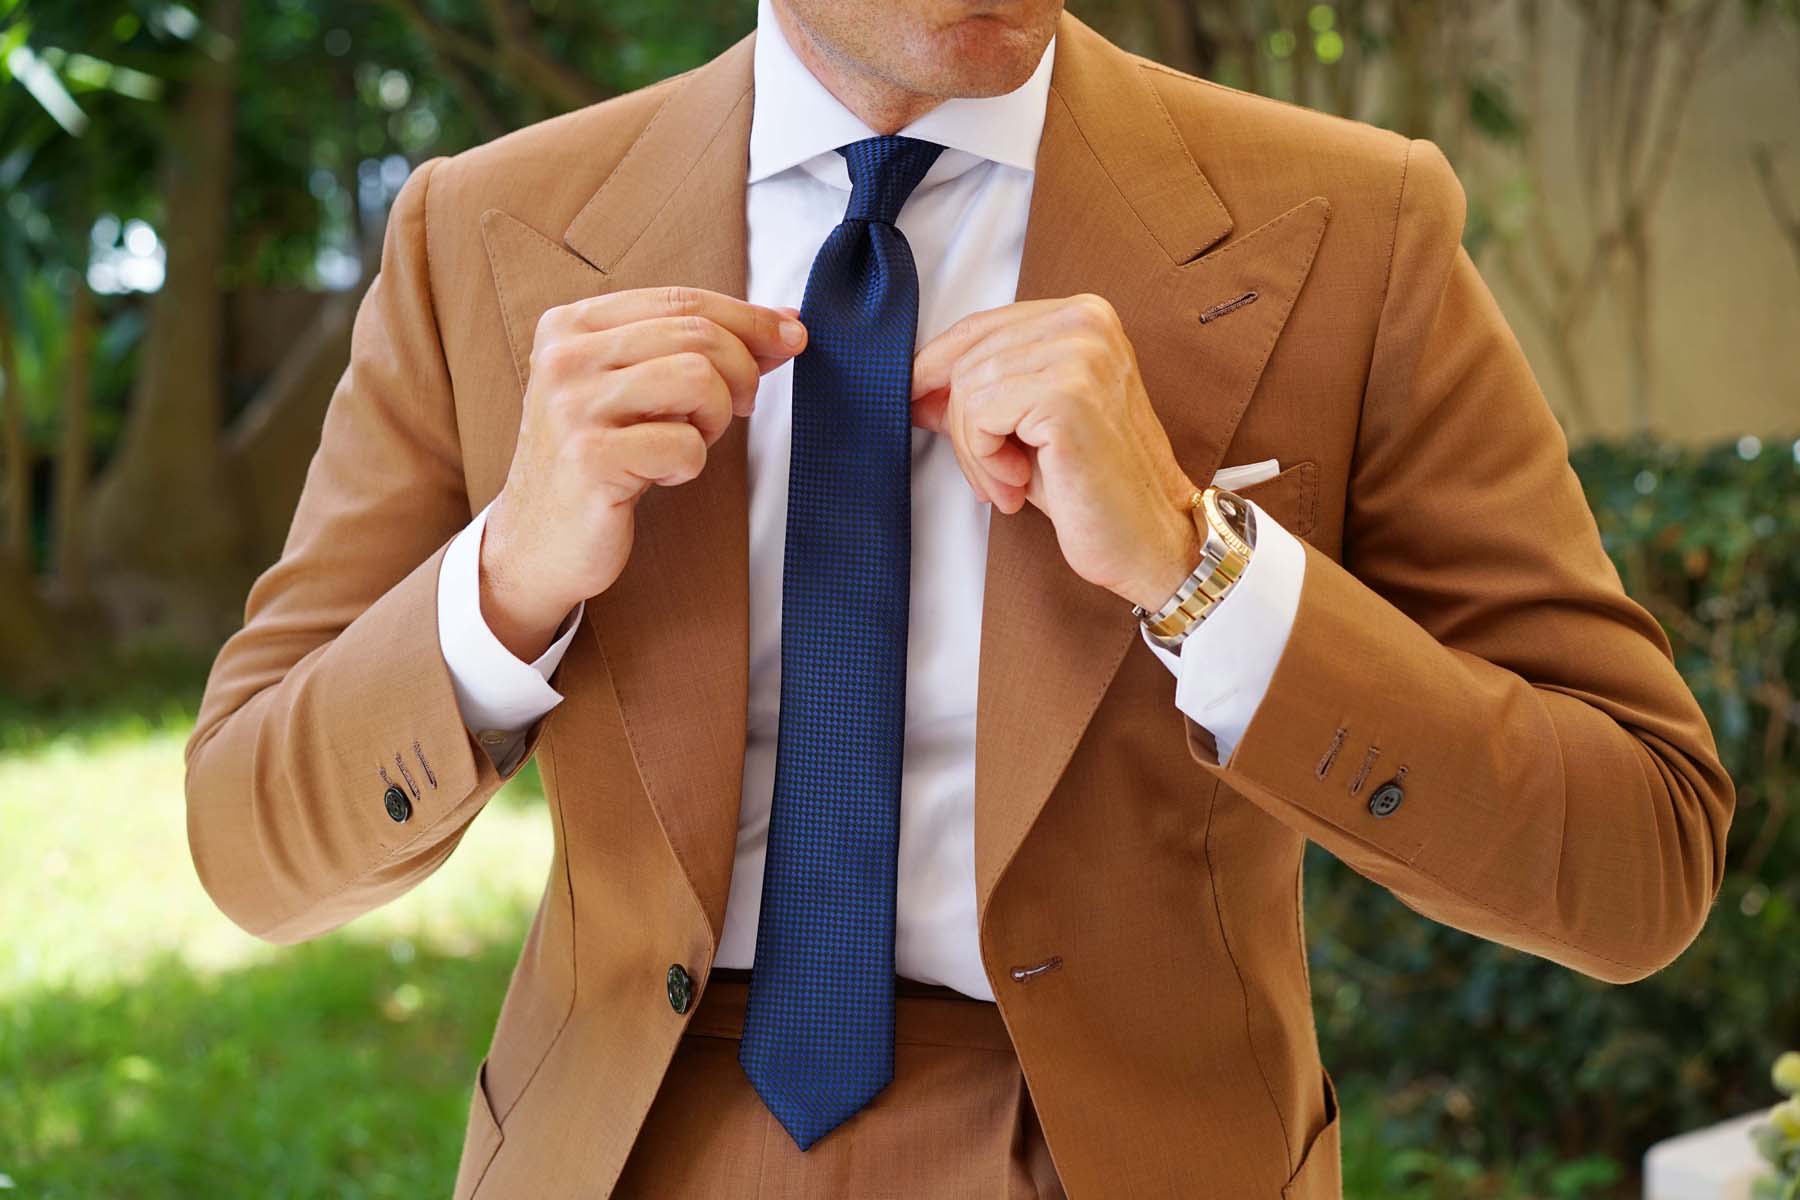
[666,963,694,1014]
[1368,780,1404,818]
[383,785,413,823]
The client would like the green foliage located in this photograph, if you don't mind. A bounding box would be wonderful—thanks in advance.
[1751,1051,1800,1200]
[1339,1073,1627,1198]
[1466,75,1524,144]
[5,0,756,295]
[1310,434,1800,1189]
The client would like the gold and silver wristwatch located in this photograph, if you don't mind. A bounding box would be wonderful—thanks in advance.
[1132,487,1257,651]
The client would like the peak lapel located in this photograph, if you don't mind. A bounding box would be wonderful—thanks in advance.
[974,14,1331,915]
[481,34,757,946]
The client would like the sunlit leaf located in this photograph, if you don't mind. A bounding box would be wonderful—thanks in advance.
[0,19,29,75]
[5,43,86,134]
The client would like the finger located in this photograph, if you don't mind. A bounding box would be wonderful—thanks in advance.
[964,361,1065,451]
[946,318,1092,400]
[943,412,995,506]
[912,384,952,433]
[945,383,1035,511]
[953,380,1033,505]
[948,346,1057,487]
[581,316,762,417]
[911,299,1072,400]
[593,420,709,501]
[979,437,1034,490]
[972,444,1029,512]
[554,285,807,370]
[594,352,735,446]
[1022,448,1050,512]
[916,377,1030,497]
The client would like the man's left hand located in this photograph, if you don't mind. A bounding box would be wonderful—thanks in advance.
[911,294,1201,611]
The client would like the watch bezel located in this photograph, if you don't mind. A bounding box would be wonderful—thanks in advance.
[1202,487,1257,560]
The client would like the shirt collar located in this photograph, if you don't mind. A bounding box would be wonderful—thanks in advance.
[747,0,1054,186]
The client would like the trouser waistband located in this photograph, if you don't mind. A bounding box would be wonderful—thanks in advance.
[688,968,1014,1052]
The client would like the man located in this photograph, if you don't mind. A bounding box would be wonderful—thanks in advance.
[184,0,1734,1195]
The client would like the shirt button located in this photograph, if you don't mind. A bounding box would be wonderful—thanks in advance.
[1368,781,1404,818]
[666,963,694,1014]
[382,785,412,823]
[477,730,508,746]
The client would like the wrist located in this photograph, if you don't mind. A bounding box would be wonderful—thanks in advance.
[478,503,576,662]
[1121,497,1204,611]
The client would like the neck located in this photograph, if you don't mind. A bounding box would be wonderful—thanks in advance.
[770,1,943,134]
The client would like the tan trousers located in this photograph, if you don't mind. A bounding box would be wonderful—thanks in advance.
[615,969,1068,1198]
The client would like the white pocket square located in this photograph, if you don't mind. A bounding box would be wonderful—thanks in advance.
[1209,458,1281,490]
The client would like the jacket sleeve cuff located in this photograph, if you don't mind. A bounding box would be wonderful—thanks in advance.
[436,501,583,765]
[1141,498,1307,761]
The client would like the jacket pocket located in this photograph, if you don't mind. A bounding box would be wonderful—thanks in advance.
[1231,460,1318,539]
[452,1057,505,1200]
[1281,1067,1341,1200]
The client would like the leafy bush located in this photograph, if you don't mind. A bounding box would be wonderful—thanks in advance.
[1752,1051,1800,1200]
[1309,434,1800,1191]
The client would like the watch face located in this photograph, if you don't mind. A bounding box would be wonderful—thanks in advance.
[1205,488,1257,556]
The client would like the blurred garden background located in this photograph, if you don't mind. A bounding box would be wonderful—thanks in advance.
[1,0,1797,1196]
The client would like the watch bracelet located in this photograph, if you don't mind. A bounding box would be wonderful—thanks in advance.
[1142,544,1248,641]
[1133,486,1256,648]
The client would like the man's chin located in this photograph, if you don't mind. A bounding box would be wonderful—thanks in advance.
[913,19,1051,99]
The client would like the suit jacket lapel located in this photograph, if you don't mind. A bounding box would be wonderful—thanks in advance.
[974,14,1330,916]
[482,34,757,945]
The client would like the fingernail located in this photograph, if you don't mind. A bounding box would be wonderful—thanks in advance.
[779,319,806,348]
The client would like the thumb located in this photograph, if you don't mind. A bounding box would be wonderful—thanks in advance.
[912,384,951,433]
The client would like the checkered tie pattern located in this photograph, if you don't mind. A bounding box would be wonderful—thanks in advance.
[738,135,946,1151]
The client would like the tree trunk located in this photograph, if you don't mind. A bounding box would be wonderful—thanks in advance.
[223,285,363,569]
[1145,0,1201,76]
[1390,0,1437,140]
[1,308,27,556]
[1620,217,1655,434]
[85,0,248,641]
[0,542,64,692]
[54,270,95,598]
[222,188,386,570]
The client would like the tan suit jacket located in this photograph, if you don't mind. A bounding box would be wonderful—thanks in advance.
[185,13,1734,1198]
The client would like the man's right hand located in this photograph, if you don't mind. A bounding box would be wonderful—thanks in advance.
[478,286,808,661]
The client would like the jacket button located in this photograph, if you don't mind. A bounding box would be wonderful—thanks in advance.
[666,963,693,1014]
[1368,781,1404,818]
[382,785,412,823]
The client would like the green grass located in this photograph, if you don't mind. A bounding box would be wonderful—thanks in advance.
[0,684,553,1197]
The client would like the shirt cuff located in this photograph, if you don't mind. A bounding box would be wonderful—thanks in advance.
[437,501,583,765]
[1142,498,1306,763]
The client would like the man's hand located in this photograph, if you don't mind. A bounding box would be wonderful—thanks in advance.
[481,286,807,660]
[911,294,1201,610]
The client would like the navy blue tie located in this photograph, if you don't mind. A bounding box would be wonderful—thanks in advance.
[738,135,945,1151]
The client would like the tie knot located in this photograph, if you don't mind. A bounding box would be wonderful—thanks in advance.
[839,135,946,224]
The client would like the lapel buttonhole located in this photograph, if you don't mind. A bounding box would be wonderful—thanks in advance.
[1198,290,1260,325]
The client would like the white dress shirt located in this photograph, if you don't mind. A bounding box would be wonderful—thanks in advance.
[436,0,1306,1000]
